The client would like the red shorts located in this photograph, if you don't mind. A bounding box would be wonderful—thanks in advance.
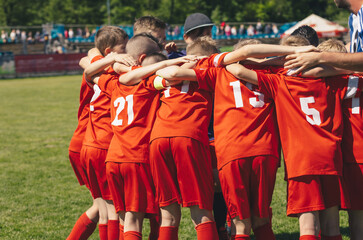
[69,150,88,188]
[150,137,214,210]
[341,163,363,210]
[219,156,279,220]
[287,175,341,216]
[106,162,158,214]
[81,146,111,200]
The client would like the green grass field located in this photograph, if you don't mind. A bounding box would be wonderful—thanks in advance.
[0,75,351,239]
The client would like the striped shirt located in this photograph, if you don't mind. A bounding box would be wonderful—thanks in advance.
[349,5,363,53]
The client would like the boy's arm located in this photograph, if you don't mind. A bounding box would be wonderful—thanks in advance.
[119,56,197,85]
[84,53,116,80]
[285,51,363,74]
[301,65,353,78]
[226,64,258,85]
[155,66,198,81]
[221,44,317,66]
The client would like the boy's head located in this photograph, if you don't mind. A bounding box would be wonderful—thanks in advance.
[186,36,218,56]
[142,52,168,66]
[280,35,310,46]
[133,16,167,46]
[183,13,214,43]
[95,26,129,56]
[233,39,262,50]
[126,33,162,65]
[317,39,348,53]
[291,25,319,47]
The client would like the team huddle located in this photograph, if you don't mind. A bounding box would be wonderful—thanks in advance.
[66,13,363,240]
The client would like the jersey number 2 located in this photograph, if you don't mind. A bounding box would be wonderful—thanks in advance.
[111,95,134,126]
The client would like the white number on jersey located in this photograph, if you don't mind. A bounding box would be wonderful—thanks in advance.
[164,81,190,98]
[230,81,265,108]
[90,84,101,111]
[299,97,322,125]
[111,95,134,126]
[352,97,360,114]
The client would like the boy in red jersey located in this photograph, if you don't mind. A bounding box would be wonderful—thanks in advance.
[147,37,219,240]
[67,26,129,240]
[86,34,194,240]
[224,54,362,240]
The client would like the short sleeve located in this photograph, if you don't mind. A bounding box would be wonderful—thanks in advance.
[142,75,160,92]
[91,55,103,63]
[194,68,217,92]
[97,71,118,97]
[256,71,280,99]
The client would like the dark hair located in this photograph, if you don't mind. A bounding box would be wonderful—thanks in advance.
[291,25,319,47]
[133,32,163,50]
[95,26,128,56]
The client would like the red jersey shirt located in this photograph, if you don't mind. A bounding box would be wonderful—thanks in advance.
[82,66,115,150]
[194,55,280,170]
[342,77,363,164]
[97,72,160,163]
[150,56,218,145]
[257,71,362,179]
[69,56,103,152]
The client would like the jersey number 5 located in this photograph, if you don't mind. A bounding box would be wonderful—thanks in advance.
[112,95,134,126]
[300,97,321,125]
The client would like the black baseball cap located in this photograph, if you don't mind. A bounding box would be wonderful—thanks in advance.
[184,13,214,34]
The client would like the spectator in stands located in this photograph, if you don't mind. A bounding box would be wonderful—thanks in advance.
[34,31,41,43]
[64,29,69,39]
[68,28,74,39]
[231,25,237,36]
[16,29,21,42]
[27,32,34,44]
[84,26,90,38]
[272,24,279,34]
[1,30,8,43]
[225,24,231,38]
[76,28,82,37]
[256,21,263,34]
[264,24,272,34]
[239,24,246,35]
[173,25,180,36]
[247,25,255,36]
[10,29,16,42]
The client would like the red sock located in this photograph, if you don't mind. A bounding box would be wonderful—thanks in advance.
[158,226,178,240]
[108,220,119,240]
[124,231,142,240]
[300,235,319,240]
[254,223,275,240]
[321,235,342,240]
[99,223,108,240]
[195,221,219,240]
[119,224,124,240]
[66,212,97,240]
[148,216,160,240]
[231,235,250,240]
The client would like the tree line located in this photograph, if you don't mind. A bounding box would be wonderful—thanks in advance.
[0,0,351,27]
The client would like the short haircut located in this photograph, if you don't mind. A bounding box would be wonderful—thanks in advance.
[186,36,219,56]
[280,35,310,46]
[142,52,168,66]
[95,26,128,56]
[126,33,162,62]
[317,39,347,53]
[133,16,166,35]
[233,39,262,50]
[291,25,319,47]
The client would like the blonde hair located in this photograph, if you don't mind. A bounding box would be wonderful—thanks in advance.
[233,39,262,50]
[317,39,347,53]
[280,35,310,46]
[186,36,218,56]
[95,26,128,56]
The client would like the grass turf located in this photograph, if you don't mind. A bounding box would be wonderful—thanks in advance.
[0,75,350,239]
